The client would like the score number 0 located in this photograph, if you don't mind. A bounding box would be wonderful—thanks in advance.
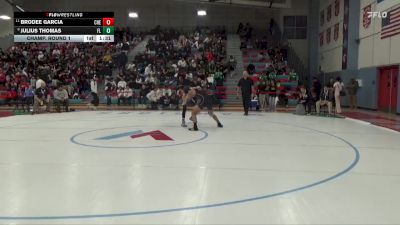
[103,18,114,26]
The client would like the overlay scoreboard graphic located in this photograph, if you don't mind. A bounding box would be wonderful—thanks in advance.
[14,12,114,43]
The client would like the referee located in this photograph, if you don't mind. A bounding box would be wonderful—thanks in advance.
[237,71,254,116]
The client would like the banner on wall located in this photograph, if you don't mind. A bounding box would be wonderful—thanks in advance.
[327,4,332,22]
[335,0,340,16]
[326,27,331,44]
[320,10,324,26]
[319,32,324,46]
[363,4,372,29]
[334,23,339,41]
[381,5,400,39]
[342,0,349,70]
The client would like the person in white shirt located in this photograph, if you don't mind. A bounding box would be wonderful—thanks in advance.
[117,87,125,105]
[194,41,199,49]
[333,77,344,113]
[190,59,197,70]
[146,87,160,109]
[178,58,187,68]
[73,47,79,55]
[37,51,44,61]
[124,87,133,105]
[89,75,99,110]
[117,78,127,89]
[145,75,157,84]
[135,76,143,87]
[126,63,135,71]
[52,48,61,56]
[144,64,152,77]
[35,78,45,89]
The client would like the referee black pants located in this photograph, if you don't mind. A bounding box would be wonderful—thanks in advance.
[91,92,99,106]
[242,94,251,114]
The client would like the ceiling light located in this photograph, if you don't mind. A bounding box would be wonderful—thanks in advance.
[129,12,138,18]
[197,10,207,16]
[0,15,11,20]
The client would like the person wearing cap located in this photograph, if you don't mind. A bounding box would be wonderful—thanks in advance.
[237,71,254,116]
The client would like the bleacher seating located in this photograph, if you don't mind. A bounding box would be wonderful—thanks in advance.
[241,43,300,106]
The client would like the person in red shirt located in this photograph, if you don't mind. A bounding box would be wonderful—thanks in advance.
[0,71,6,85]
[207,51,214,62]
[6,87,17,106]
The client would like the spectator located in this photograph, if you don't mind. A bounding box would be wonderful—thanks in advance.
[316,85,334,114]
[260,36,268,50]
[23,85,34,112]
[124,87,133,105]
[0,71,6,85]
[177,58,187,68]
[312,77,322,100]
[138,84,148,107]
[117,77,127,89]
[146,87,160,109]
[36,77,46,89]
[237,22,244,34]
[14,86,26,111]
[257,79,268,112]
[104,77,116,107]
[333,77,344,113]
[268,80,278,112]
[33,82,50,114]
[144,64,153,77]
[53,85,69,112]
[298,86,308,109]
[307,90,318,114]
[89,75,99,110]
[247,63,256,75]
[228,55,236,77]
[6,87,17,106]
[328,77,335,88]
[117,86,125,105]
[347,78,359,110]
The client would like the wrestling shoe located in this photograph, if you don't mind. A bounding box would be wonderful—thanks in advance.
[189,123,199,131]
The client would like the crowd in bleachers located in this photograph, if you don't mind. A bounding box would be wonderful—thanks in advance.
[236,21,357,115]
[1,22,353,115]
[0,27,142,112]
[102,27,229,110]
[240,38,296,111]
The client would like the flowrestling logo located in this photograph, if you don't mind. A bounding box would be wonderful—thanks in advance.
[95,130,174,141]
[367,11,388,18]
[71,126,208,149]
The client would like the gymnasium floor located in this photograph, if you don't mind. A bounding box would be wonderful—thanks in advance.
[0,110,399,224]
